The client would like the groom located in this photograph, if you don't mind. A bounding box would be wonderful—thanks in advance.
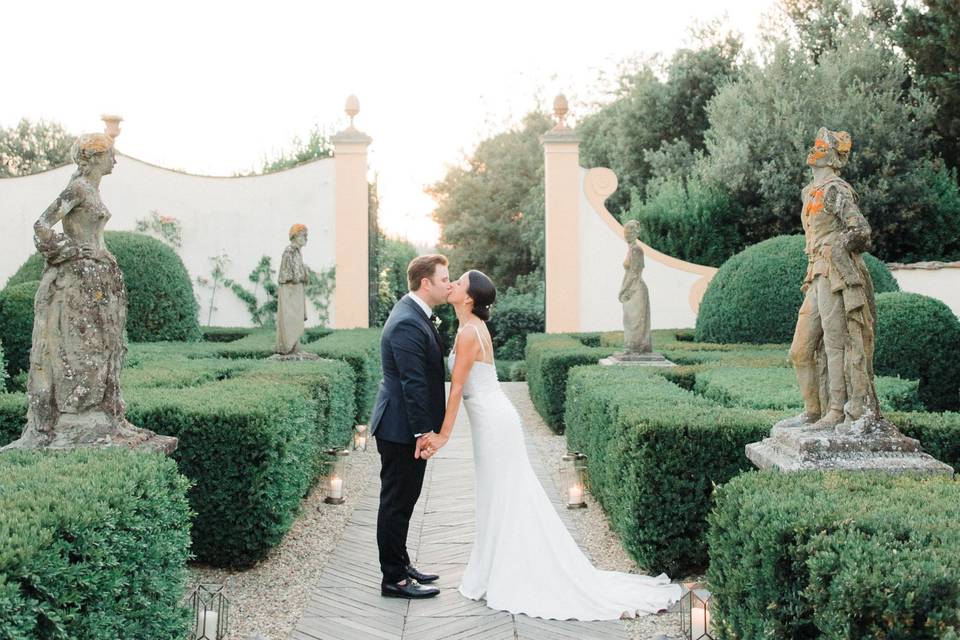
[370,254,451,599]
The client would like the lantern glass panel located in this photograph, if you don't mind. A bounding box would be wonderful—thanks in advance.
[324,449,348,504]
[187,583,229,640]
[354,424,368,451]
[559,454,587,508]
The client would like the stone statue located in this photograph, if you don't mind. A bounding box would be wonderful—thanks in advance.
[2,133,175,454]
[620,220,652,354]
[274,224,318,360]
[785,127,880,432]
[745,128,952,475]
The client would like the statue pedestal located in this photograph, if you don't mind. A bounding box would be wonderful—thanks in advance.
[598,352,674,367]
[746,415,953,475]
[1,411,177,455]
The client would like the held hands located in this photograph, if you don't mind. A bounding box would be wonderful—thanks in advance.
[415,432,448,460]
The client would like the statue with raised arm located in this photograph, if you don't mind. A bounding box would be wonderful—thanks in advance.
[2,133,176,453]
[274,224,319,359]
[784,127,881,432]
[620,220,652,354]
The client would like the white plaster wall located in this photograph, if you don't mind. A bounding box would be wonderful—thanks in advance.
[577,167,705,331]
[0,154,336,327]
[890,266,960,318]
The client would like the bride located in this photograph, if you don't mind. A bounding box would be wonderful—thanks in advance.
[415,270,680,621]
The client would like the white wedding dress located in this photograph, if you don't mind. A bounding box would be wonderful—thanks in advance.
[449,326,681,621]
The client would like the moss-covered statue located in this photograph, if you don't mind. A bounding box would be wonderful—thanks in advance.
[274,224,319,360]
[620,220,652,354]
[2,133,176,453]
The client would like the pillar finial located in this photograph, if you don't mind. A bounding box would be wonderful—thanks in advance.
[552,94,569,130]
[101,114,123,139]
[345,95,360,130]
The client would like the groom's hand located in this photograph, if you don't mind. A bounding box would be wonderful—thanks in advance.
[414,435,431,460]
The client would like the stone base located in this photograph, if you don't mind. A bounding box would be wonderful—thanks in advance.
[1,411,177,455]
[269,351,322,361]
[746,414,953,475]
[598,352,675,367]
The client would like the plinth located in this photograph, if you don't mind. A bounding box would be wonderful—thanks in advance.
[598,351,675,367]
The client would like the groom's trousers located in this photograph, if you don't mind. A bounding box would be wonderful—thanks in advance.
[376,437,427,584]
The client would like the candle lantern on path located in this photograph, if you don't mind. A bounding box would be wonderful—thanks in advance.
[323,448,349,505]
[353,424,368,451]
[186,583,229,640]
[680,583,713,640]
[560,452,588,509]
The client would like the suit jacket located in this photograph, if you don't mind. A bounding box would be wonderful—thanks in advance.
[370,295,446,444]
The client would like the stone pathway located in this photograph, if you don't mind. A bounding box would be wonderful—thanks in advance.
[290,383,631,640]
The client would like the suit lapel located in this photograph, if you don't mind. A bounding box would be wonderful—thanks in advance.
[403,296,441,350]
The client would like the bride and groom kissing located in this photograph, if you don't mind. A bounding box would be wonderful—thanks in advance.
[370,254,680,620]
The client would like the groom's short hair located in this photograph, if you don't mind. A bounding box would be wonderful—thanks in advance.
[408,254,449,291]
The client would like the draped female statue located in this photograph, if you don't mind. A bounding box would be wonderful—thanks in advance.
[620,220,652,354]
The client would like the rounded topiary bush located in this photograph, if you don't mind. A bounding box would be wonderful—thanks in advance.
[0,280,39,377]
[6,232,201,342]
[875,292,960,411]
[695,235,899,344]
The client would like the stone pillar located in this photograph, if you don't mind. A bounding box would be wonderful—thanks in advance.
[331,95,372,329]
[541,95,582,333]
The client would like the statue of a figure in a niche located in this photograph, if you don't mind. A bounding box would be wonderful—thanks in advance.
[2,133,176,454]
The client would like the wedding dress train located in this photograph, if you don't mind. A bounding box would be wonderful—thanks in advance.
[449,330,680,621]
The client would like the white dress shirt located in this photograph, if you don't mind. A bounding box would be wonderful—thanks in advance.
[406,292,433,319]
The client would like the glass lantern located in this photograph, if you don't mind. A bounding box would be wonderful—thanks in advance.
[323,448,349,505]
[680,583,713,640]
[560,452,588,509]
[353,424,368,451]
[186,583,229,640]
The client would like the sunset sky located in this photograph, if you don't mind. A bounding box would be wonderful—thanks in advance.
[3,0,779,246]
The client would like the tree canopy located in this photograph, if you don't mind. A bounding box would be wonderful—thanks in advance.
[0,119,75,177]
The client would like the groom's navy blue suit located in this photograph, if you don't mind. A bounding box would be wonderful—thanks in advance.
[371,294,445,584]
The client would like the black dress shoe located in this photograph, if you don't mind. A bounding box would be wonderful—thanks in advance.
[381,579,440,599]
[405,564,439,584]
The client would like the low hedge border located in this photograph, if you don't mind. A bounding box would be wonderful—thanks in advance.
[305,328,382,423]
[708,471,960,639]
[0,351,357,568]
[525,333,615,432]
[564,365,777,575]
[0,449,192,640]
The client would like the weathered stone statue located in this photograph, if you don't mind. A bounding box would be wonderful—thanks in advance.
[274,224,318,360]
[2,133,176,454]
[746,128,951,475]
[620,220,652,354]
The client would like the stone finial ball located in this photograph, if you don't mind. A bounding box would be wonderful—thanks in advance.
[345,95,360,119]
[553,94,569,120]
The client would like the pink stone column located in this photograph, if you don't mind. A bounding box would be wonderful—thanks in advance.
[331,96,372,328]
[541,95,582,333]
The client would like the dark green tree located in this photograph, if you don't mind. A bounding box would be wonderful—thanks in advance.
[0,118,75,177]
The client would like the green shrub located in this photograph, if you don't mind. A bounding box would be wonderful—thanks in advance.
[0,449,192,640]
[875,292,960,411]
[0,281,39,377]
[564,366,776,575]
[888,410,960,469]
[201,326,255,342]
[306,328,382,423]
[0,393,27,447]
[708,471,960,639]
[525,333,614,432]
[488,283,544,360]
[694,366,923,412]
[6,231,201,342]
[0,340,7,391]
[695,235,898,344]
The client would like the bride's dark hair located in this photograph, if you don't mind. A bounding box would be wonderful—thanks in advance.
[466,270,496,321]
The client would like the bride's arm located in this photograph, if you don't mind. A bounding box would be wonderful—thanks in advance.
[416,328,480,459]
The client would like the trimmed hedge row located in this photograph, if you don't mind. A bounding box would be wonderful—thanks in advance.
[564,365,776,575]
[0,280,39,378]
[708,471,960,639]
[0,339,7,391]
[0,449,192,640]
[305,328,383,423]
[694,366,924,412]
[0,346,358,568]
[525,333,614,432]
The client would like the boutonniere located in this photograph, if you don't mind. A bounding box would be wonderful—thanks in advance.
[430,314,442,330]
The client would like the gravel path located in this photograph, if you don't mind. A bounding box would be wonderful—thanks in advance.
[188,381,687,640]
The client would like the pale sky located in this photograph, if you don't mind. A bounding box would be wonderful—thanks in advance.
[3,0,778,246]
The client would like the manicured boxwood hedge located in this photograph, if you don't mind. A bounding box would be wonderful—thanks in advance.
[525,333,614,432]
[708,471,960,639]
[0,280,39,378]
[875,291,960,411]
[306,328,383,423]
[0,344,358,568]
[694,366,924,412]
[695,235,898,345]
[0,339,7,391]
[564,365,776,575]
[0,449,192,640]
[201,326,256,342]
